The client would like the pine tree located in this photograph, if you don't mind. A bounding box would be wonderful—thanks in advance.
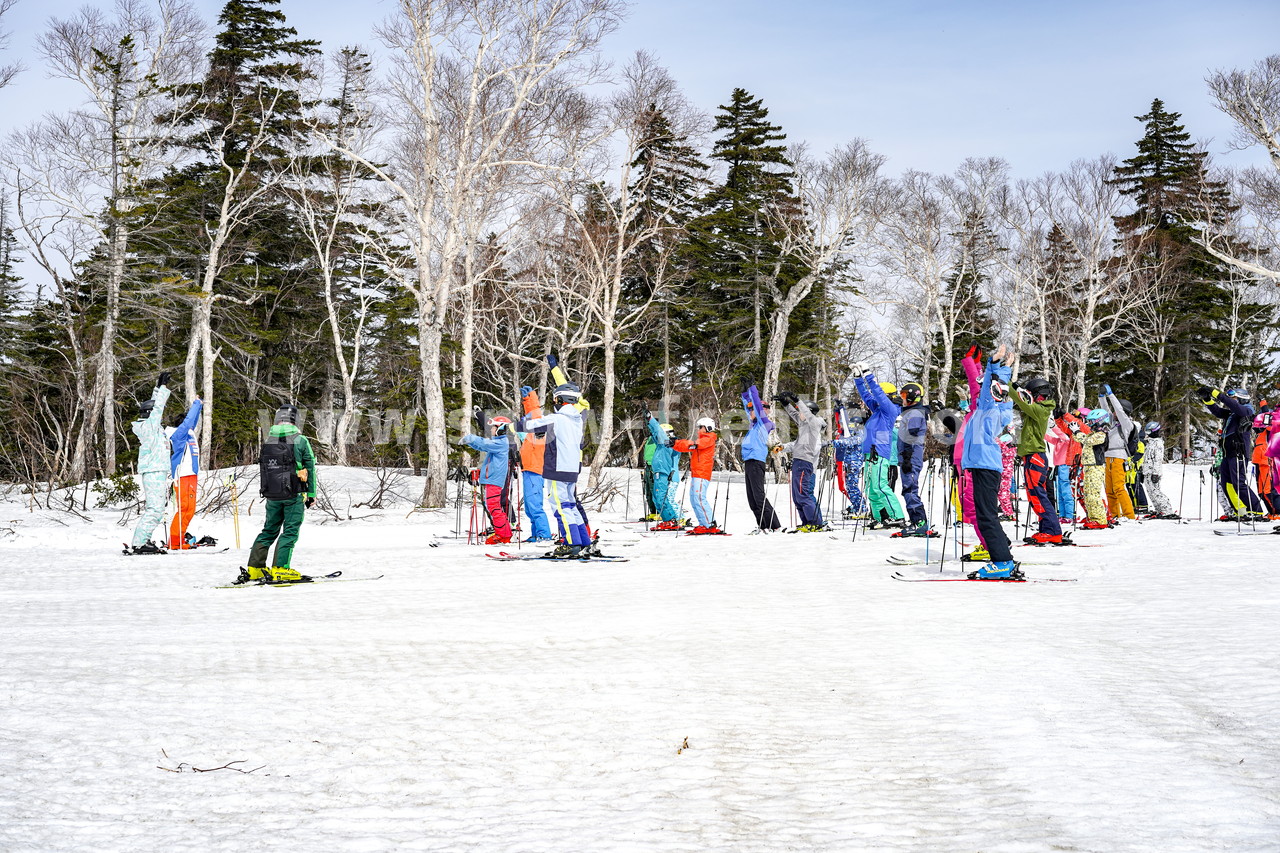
[0,195,25,361]
[1106,99,1269,446]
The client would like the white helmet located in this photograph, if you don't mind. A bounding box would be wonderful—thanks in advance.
[696,416,715,430]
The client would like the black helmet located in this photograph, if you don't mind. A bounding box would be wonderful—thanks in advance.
[804,400,820,415]
[274,403,300,425]
[900,382,924,405]
[1119,398,1134,415]
[138,398,155,418]
[552,382,581,405]
[1023,377,1053,400]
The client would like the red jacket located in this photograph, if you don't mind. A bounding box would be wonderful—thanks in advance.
[674,430,717,480]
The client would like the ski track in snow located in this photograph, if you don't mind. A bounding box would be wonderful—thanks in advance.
[1,466,1279,852]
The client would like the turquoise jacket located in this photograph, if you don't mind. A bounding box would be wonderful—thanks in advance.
[133,385,171,475]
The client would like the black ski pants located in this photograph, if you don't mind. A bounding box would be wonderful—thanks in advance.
[745,458,781,530]
[969,467,1013,563]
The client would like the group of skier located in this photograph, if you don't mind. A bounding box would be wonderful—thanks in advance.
[123,345,1280,583]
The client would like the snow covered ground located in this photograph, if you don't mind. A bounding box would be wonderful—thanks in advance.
[1,465,1278,852]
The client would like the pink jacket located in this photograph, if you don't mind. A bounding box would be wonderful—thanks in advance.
[1046,424,1072,466]
[953,353,983,469]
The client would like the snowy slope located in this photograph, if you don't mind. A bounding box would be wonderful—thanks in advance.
[0,465,1278,852]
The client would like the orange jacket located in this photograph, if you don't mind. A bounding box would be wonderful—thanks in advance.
[520,392,546,475]
[674,430,717,480]
[1253,431,1270,466]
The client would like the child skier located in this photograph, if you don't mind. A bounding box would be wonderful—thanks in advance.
[645,413,683,530]
[832,402,868,518]
[1199,386,1267,520]
[1046,413,1077,525]
[961,344,1019,579]
[1012,377,1063,545]
[777,391,826,531]
[852,364,906,529]
[462,414,515,545]
[674,417,720,534]
[894,381,932,536]
[1141,422,1178,519]
[741,383,782,532]
[128,371,172,555]
[166,395,205,550]
[521,374,593,557]
[518,387,555,542]
[236,404,318,584]
[997,423,1017,519]
[640,435,659,522]
[1099,387,1137,521]
[1071,409,1111,529]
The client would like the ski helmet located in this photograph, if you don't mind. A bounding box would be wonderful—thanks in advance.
[660,423,675,439]
[899,382,924,405]
[1226,387,1251,402]
[137,398,155,418]
[552,382,581,405]
[1085,408,1110,426]
[696,416,715,430]
[1119,398,1134,415]
[879,381,897,395]
[1254,412,1273,429]
[489,415,513,435]
[989,379,1008,403]
[274,403,300,425]
[849,408,868,424]
[1144,421,1162,437]
[804,400,820,415]
[1022,377,1053,401]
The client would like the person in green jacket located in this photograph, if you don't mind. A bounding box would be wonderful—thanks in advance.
[1012,377,1063,544]
[236,404,318,584]
[128,371,173,554]
[640,436,658,521]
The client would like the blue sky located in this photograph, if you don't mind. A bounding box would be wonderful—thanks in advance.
[2,0,1278,176]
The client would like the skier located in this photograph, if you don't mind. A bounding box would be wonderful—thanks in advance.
[236,404,318,584]
[518,387,555,543]
[639,433,659,522]
[961,344,1020,579]
[957,347,987,561]
[777,391,826,531]
[521,375,593,557]
[1099,386,1138,521]
[1140,422,1177,519]
[1199,386,1267,520]
[1046,411,1077,525]
[832,402,868,518]
[1253,411,1280,517]
[644,413,683,530]
[1011,377,1064,545]
[1070,409,1111,529]
[852,364,906,529]
[894,381,932,536]
[674,417,720,534]
[997,421,1017,519]
[166,395,206,550]
[461,414,515,545]
[741,383,782,532]
[128,371,173,555]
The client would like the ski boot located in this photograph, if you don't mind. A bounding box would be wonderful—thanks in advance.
[1023,532,1063,546]
[485,532,512,545]
[265,566,312,584]
[129,540,167,555]
[968,560,1024,580]
[547,543,586,559]
[894,521,938,538]
[960,546,990,563]
[232,566,268,585]
[1079,519,1110,530]
[195,535,218,547]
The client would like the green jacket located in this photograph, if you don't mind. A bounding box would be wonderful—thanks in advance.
[269,423,317,498]
[1012,392,1054,456]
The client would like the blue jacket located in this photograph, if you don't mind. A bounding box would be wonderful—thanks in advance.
[897,403,928,470]
[961,360,1013,472]
[168,399,203,478]
[740,385,775,463]
[463,434,511,487]
[520,404,584,483]
[853,372,900,459]
[646,416,679,476]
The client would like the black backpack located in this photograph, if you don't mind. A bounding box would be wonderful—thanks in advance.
[260,435,302,500]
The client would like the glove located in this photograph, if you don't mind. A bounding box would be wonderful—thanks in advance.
[157,371,171,387]
[853,362,868,376]
[1066,421,1081,434]
[457,433,471,446]
[304,496,315,509]
[1195,385,1215,403]
[928,400,942,414]
[833,398,843,409]
[520,385,533,398]
[545,353,558,369]
[964,345,976,360]
[1053,407,1065,420]
[740,379,751,394]
[1102,383,1113,396]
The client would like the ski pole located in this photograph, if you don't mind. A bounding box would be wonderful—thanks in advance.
[227,473,241,549]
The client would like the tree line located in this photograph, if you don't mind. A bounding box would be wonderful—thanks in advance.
[0,0,1277,503]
